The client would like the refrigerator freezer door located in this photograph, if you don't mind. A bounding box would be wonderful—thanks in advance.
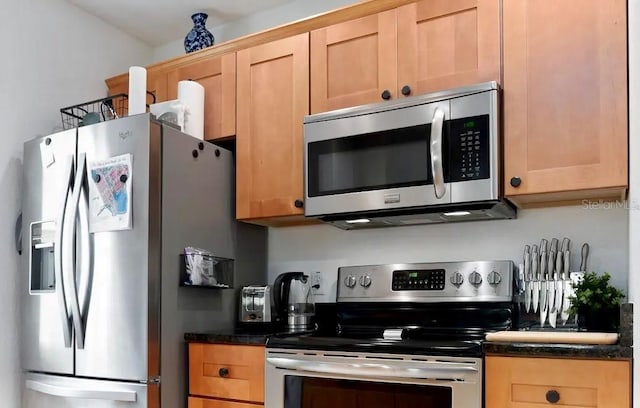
[75,115,157,381]
[22,130,76,375]
[24,373,149,408]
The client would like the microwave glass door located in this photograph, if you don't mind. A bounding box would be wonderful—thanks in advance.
[307,123,437,197]
[284,376,452,408]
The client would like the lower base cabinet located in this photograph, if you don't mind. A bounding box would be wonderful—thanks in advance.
[188,343,265,407]
[188,397,261,408]
[485,355,631,407]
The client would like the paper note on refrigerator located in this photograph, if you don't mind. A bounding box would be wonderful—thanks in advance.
[87,154,133,233]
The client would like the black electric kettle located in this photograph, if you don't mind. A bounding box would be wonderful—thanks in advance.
[273,272,314,331]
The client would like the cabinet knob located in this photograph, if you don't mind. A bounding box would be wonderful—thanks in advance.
[545,390,560,404]
[294,199,304,209]
[510,176,522,187]
[192,150,199,159]
[381,90,391,100]
[218,367,230,378]
[401,85,412,96]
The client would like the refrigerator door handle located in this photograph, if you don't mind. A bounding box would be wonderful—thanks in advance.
[26,379,137,402]
[55,155,74,348]
[77,168,93,343]
[64,152,87,349]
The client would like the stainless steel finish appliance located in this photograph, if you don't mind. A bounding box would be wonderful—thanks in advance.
[239,285,272,323]
[303,82,515,229]
[272,272,315,332]
[21,114,250,408]
[266,260,516,408]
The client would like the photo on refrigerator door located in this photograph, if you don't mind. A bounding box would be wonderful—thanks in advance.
[88,153,133,233]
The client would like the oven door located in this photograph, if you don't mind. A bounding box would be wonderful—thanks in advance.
[304,101,451,217]
[265,349,482,408]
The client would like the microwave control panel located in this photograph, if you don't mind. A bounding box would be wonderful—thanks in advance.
[448,115,490,182]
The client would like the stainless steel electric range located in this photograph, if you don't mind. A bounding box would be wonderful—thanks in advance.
[265,261,516,408]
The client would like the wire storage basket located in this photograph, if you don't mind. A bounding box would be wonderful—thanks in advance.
[60,94,128,130]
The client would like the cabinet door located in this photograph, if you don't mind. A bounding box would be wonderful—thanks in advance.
[486,356,631,407]
[397,0,500,97]
[189,344,265,403]
[167,54,236,141]
[503,0,627,204]
[236,33,309,220]
[310,11,396,113]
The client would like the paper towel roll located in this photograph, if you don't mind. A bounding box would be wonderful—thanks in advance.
[128,66,147,115]
[178,80,205,140]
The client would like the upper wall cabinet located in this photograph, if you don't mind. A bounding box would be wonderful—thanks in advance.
[166,54,236,141]
[236,33,309,221]
[397,0,500,98]
[503,0,628,206]
[310,0,501,114]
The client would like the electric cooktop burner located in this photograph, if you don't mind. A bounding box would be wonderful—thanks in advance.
[266,261,517,358]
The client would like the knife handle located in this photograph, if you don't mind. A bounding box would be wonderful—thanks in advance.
[547,251,556,278]
[561,237,571,252]
[555,251,563,279]
[564,250,570,277]
[580,243,589,271]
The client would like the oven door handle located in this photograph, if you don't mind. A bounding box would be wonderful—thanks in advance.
[266,357,477,381]
[429,108,446,199]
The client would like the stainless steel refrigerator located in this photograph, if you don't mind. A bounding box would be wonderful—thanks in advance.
[20,114,264,407]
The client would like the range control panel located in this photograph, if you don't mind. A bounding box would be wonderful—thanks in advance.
[338,261,514,302]
[392,269,446,291]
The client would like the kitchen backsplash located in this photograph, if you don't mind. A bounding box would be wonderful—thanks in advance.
[268,205,629,302]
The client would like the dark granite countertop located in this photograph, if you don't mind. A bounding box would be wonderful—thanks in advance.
[484,303,633,360]
[184,330,271,345]
[483,341,632,359]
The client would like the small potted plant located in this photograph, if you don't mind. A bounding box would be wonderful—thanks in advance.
[570,272,625,332]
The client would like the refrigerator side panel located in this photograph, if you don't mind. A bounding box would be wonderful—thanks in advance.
[75,115,151,381]
[23,373,149,408]
[160,127,235,408]
[21,130,76,375]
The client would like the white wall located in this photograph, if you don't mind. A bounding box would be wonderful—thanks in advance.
[270,206,628,302]
[153,0,360,62]
[628,0,639,406]
[0,1,152,406]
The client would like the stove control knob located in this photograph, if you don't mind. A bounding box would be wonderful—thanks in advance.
[469,271,483,286]
[488,271,502,286]
[344,275,357,288]
[450,272,464,287]
[359,275,372,288]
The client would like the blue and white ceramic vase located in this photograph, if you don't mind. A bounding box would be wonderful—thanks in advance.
[184,13,214,53]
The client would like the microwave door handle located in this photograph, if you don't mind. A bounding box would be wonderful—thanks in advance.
[430,108,446,199]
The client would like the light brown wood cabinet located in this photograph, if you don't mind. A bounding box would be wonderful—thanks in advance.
[485,356,631,408]
[166,54,236,141]
[310,0,501,113]
[236,33,309,221]
[104,0,629,219]
[503,0,628,206]
[188,343,265,405]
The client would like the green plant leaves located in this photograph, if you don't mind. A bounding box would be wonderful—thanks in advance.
[569,271,625,314]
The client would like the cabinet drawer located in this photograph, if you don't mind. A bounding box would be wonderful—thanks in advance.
[189,344,265,403]
[188,397,262,408]
[486,356,631,407]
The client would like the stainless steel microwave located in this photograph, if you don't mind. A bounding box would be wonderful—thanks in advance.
[303,82,515,229]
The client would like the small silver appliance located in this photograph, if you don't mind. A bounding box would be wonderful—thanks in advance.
[239,285,273,323]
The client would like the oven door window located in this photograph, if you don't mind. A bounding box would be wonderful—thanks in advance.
[307,124,449,198]
[284,376,452,408]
